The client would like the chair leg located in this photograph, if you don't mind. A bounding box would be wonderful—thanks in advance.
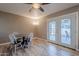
[15,45,16,54]
[30,42,32,47]
[28,42,31,48]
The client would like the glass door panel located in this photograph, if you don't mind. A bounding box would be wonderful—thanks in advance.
[48,21,56,41]
[61,19,71,44]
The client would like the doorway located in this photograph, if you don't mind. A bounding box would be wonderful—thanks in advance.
[48,12,77,49]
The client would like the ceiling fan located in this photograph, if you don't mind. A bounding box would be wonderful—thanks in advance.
[24,3,50,12]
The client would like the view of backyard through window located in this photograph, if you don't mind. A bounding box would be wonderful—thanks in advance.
[61,19,71,44]
[48,19,71,44]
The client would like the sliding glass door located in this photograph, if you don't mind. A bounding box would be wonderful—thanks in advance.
[60,13,76,48]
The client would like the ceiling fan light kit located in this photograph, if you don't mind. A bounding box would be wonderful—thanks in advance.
[25,3,50,12]
[32,3,40,9]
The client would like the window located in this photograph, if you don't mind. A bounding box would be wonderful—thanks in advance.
[48,21,56,41]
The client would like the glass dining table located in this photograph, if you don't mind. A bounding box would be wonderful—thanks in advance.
[14,34,27,43]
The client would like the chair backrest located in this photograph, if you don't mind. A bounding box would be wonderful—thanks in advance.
[28,33,33,41]
[12,32,19,40]
[9,34,15,44]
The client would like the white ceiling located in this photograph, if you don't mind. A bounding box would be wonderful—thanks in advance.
[0,3,78,19]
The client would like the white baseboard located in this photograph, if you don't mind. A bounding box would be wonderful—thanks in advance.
[0,37,37,46]
[0,42,10,46]
[76,48,79,51]
[35,37,79,51]
[33,37,38,39]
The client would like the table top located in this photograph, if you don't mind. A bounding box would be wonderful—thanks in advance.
[15,34,25,37]
[14,34,25,40]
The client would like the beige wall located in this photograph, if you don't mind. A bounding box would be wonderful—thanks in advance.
[36,5,79,39]
[0,11,35,43]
